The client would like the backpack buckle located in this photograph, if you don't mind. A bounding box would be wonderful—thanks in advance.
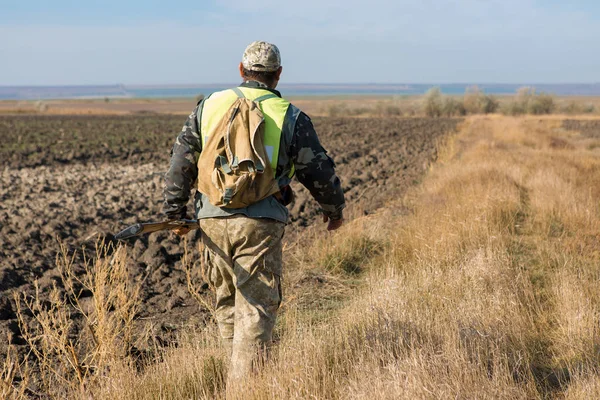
[223,188,234,205]
[218,155,232,174]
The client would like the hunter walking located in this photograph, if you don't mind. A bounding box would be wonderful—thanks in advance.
[162,41,345,382]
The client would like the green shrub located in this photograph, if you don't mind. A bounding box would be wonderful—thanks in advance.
[423,87,443,117]
[583,104,595,113]
[501,87,555,115]
[464,86,499,114]
[423,86,502,117]
[375,101,403,117]
[386,105,403,116]
[500,101,526,116]
[479,94,500,114]
[527,93,555,115]
[442,97,466,116]
[559,101,595,115]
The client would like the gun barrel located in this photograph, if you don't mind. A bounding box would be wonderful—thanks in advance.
[114,223,143,240]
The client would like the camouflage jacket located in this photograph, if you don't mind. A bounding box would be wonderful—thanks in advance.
[163,80,345,222]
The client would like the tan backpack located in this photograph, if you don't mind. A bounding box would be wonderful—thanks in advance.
[196,96,280,209]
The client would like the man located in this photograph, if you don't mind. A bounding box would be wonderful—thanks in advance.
[162,41,345,380]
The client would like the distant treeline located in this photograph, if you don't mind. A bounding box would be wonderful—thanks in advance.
[423,86,596,117]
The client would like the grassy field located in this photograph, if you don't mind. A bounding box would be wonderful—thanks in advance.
[4,115,600,399]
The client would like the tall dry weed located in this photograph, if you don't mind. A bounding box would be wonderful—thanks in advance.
[11,240,143,398]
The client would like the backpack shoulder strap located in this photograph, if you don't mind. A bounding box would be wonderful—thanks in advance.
[195,93,212,149]
[231,87,277,103]
[232,87,245,98]
[253,93,277,103]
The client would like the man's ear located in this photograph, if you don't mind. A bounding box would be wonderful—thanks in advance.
[276,66,283,80]
[239,62,245,79]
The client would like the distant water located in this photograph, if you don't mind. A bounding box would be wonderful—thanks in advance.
[2,83,600,100]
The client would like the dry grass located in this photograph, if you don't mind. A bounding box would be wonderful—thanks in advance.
[9,241,143,398]
[5,115,600,398]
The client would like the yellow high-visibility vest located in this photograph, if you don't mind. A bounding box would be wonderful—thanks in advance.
[200,87,291,173]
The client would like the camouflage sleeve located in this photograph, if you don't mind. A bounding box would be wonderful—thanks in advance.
[162,106,202,219]
[291,112,345,220]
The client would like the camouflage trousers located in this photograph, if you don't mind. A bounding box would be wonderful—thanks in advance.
[199,215,285,381]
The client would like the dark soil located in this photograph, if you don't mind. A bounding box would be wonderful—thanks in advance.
[0,114,462,361]
[0,114,182,168]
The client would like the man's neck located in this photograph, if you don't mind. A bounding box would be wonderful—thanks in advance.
[239,80,282,97]
[243,79,271,89]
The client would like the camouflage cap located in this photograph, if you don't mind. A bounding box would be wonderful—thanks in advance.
[242,41,281,72]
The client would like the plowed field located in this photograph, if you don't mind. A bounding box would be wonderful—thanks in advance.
[563,119,600,137]
[0,114,461,358]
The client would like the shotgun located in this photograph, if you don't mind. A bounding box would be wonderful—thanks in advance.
[114,219,199,240]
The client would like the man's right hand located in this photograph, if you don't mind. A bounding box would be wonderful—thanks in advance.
[323,214,343,231]
[170,215,192,236]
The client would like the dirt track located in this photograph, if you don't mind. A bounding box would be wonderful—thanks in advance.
[0,114,461,357]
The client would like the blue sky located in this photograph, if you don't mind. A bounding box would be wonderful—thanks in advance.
[1,0,599,85]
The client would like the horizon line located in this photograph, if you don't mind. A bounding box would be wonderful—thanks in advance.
[1,82,600,88]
